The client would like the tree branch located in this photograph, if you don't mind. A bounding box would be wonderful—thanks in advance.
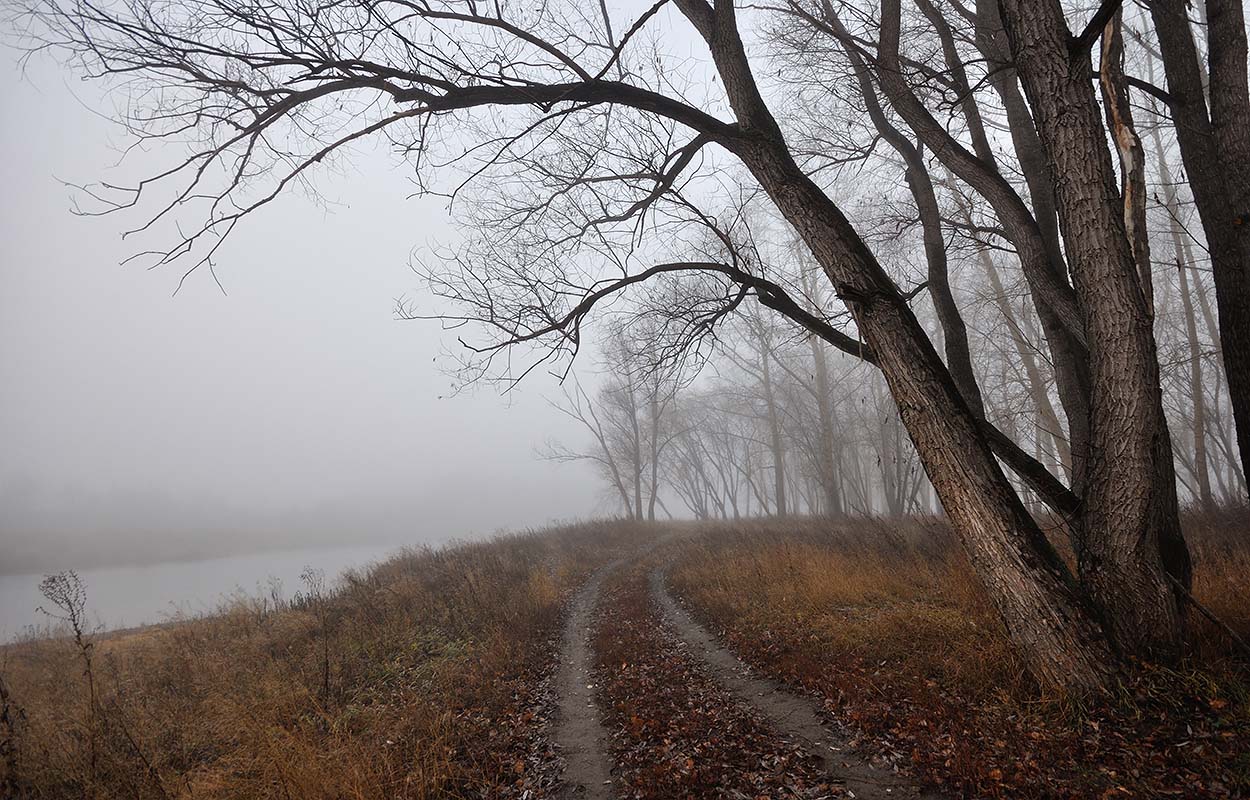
[1070,0,1124,56]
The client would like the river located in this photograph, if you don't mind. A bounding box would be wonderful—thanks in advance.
[0,544,398,641]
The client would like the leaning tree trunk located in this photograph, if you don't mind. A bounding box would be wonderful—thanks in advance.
[839,33,985,416]
[998,0,1190,660]
[861,0,1096,497]
[671,0,1117,691]
[975,0,1094,493]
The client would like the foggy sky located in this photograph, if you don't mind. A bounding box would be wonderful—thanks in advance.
[0,53,604,574]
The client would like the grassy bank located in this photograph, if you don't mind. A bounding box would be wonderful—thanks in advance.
[0,521,647,799]
[3,511,1246,799]
[667,509,1250,798]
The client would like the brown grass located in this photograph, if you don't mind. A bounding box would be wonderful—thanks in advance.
[667,509,1250,798]
[0,520,649,800]
[3,511,1245,799]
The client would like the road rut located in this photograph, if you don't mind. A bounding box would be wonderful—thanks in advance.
[650,566,940,800]
[552,559,623,799]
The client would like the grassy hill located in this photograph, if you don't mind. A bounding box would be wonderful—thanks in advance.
[1,512,1246,799]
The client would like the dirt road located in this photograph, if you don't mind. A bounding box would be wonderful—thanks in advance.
[550,541,937,798]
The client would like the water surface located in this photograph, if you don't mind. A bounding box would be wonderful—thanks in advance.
[0,544,395,641]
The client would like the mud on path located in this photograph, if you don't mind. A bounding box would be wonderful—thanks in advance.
[552,537,937,799]
[590,563,835,798]
[552,559,622,799]
[649,565,940,800]
[551,533,677,798]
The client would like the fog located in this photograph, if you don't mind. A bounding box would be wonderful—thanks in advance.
[0,544,394,638]
[0,55,602,577]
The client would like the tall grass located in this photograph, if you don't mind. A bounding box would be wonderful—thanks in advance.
[4,510,1244,799]
[0,520,647,799]
[667,509,1250,797]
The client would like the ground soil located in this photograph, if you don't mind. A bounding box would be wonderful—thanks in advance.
[649,565,939,800]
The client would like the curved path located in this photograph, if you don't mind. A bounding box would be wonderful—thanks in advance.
[649,566,940,800]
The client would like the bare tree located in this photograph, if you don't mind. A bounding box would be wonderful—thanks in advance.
[1145,0,1250,490]
[19,0,1238,691]
[545,377,637,516]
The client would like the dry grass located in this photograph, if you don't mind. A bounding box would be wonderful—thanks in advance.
[3,511,1245,799]
[0,520,649,800]
[1186,505,1250,661]
[668,509,1250,798]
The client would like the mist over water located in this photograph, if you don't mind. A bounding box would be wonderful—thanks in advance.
[0,57,604,586]
[0,544,396,641]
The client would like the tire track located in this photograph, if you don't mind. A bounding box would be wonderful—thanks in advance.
[553,561,620,799]
[650,566,941,800]
[591,564,835,798]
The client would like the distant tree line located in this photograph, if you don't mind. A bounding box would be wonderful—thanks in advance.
[553,176,1246,519]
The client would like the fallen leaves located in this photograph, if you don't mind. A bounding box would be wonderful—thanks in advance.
[590,567,842,799]
[668,525,1250,800]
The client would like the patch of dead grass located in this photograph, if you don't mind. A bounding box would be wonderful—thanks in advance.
[0,520,650,799]
[668,511,1250,798]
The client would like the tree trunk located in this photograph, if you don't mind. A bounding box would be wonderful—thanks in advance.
[624,384,645,521]
[999,0,1190,659]
[800,268,845,516]
[810,334,844,515]
[975,0,1093,492]
[744,135,1115,691]
[1149,118,1216,511]
[1098,11,1154,317]
[647,388,661,522]
[756,325,788,516]
[1149,0,1250,493]
[840,31,984,415]
[674,0,1117,692]
[1178,259,1216,511]
[1207,0,1250,488]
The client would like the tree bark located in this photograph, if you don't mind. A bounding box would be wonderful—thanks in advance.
[1098,10,1154,317]
[839,36,985,416]
[1207,0,1250,487]
[870,0,1095,494]
[998,0,1190,659]
[975,0,1093,492]
[672,0,1117,692]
